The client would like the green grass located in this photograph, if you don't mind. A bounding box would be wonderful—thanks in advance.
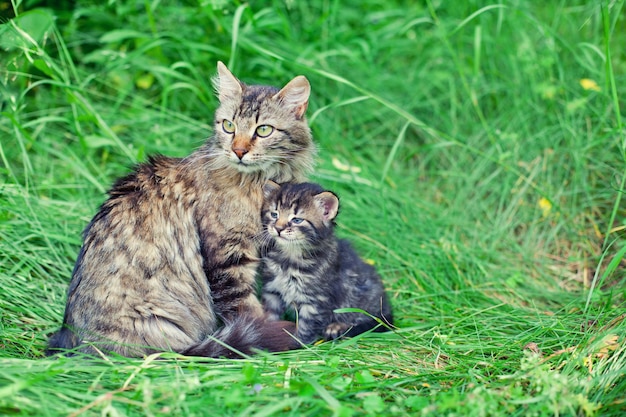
[1,0,626,415]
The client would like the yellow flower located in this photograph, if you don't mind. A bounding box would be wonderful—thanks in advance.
[580,78,601,92]
[136,73,155,90]
[332,157,362,173]
[538,197,552,217]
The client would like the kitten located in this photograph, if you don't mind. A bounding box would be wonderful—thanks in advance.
[47,62,315,358]
[260,182,393,344]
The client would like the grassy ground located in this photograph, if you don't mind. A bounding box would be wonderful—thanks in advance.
[1,0,626,415]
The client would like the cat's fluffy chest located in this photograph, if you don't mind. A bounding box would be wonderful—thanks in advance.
[263,256,330,306]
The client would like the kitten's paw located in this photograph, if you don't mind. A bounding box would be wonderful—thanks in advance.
[324,322,351,340]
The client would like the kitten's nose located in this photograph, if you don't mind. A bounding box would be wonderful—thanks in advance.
[232,148,248,160]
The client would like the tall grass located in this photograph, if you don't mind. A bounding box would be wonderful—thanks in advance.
[1,0,625,415]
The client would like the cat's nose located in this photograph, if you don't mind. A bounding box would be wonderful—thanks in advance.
[232,148,248,160]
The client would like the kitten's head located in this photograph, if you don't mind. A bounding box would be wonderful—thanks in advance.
[210,62,315,183]
[262,182,339,252]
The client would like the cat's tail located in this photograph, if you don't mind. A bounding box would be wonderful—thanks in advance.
[181,315,299,358]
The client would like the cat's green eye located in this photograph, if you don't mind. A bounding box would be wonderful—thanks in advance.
[291,218,304,224]
[222,120,236,134]
[270,211,279,219]
[256,125,274,138]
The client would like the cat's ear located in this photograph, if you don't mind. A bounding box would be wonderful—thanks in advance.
[214,61,243,102]
[263,180,281,199]
[314,191,339,222]
[274,76,310,120]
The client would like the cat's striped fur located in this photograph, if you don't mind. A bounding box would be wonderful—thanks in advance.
[47,62,314,357]
[260,182,393,344]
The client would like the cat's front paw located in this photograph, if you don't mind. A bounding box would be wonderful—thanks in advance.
[324,322,351,340]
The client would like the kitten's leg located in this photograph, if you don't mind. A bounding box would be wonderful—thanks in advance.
[295,304,326,344]
[262,289,286,321]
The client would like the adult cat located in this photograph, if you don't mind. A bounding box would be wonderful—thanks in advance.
[47,62,315,358]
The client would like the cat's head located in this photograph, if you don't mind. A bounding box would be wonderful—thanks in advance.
[262,182,339,251]
[211,62,315,183]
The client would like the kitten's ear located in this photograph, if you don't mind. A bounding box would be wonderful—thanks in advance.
[263,180,281,199]
[214,61,243,102]
[314,191,339,222]
[274,76,310,120]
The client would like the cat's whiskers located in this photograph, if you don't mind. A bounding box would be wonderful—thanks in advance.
[182,148,270,189]
[180,146,227,171]
[254,231,276,256]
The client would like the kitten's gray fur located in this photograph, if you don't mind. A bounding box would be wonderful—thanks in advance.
[260,182,393,344]
[47,62,315,357]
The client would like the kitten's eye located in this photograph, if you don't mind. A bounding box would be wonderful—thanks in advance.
[222,120,236,134]
[255,125,274,138]
[291,218,304,224]
[270,211,279,219]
